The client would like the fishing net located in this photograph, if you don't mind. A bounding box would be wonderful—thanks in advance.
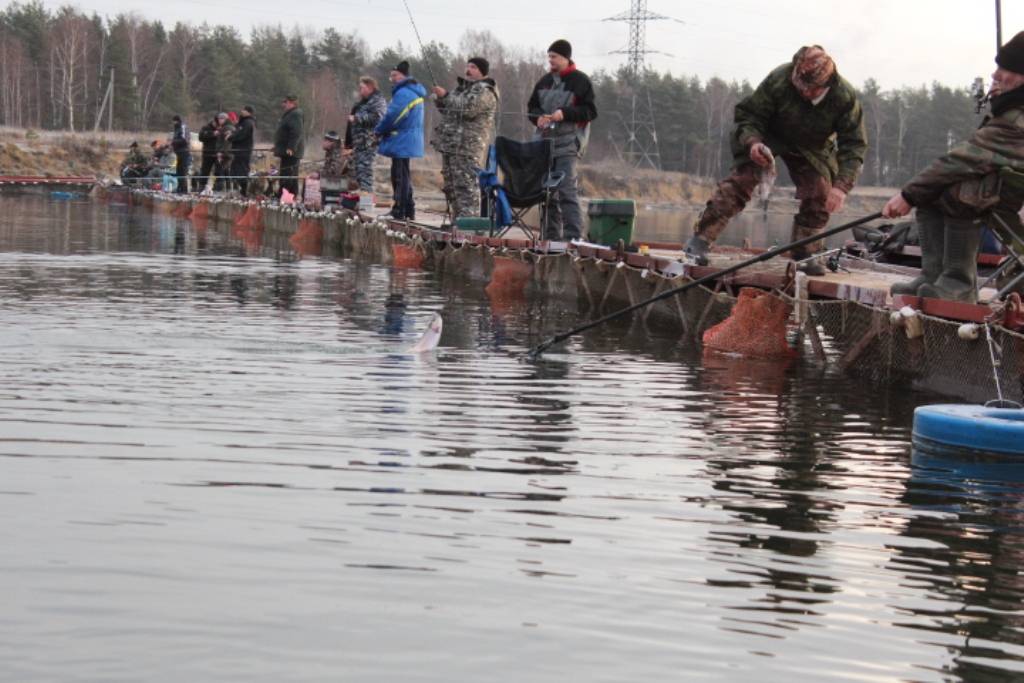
[796,297,1024,404]
[289,218,323,257]
[189,201,209,222]
[702,287,797,358]
[392,243,425,268]
[486,256,532,301]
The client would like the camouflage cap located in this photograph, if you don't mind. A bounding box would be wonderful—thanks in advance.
[791,45,835,87]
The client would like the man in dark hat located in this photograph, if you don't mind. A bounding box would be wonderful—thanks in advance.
[685,45,867,274]
[170,114,191,193]
[431,56,499,219]
[884,31,1024,303]
[527,39,598,240]
[229,105,257,196]
[121,141,149,183]
[197,114,222,192]
[375,61,426,219]
[273,95,304,199]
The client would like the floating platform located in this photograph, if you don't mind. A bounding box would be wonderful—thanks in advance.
[107,188,1024,405]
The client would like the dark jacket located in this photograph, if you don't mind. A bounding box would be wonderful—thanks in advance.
[528,63,597,157]
[230,115,256,155]
[346,90,388,153]
[902,88,1024,217]
[199,121,219,159]
[731,61,867,192]
[171,121,190,154]
[375,78,427,159]
[274,107,304,159]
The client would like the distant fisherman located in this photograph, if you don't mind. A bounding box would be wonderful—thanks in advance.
[431,56,499,219]
[883,31,1024,303]
[120,141,148,183]
[346,76,387,212]
[170,114,190,194]
[229,105,256,197]
[685,46,868,275]
[274,95,305,200]
[375,61,426,220]
[528,39,597,240]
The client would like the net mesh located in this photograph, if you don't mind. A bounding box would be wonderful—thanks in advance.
[702,287,797,358]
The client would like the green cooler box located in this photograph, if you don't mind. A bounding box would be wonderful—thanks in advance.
[587,199,636,246]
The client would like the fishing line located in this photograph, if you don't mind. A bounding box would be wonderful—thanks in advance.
[401,0,439,87]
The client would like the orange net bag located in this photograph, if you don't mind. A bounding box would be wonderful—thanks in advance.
[190,202,209,221]
[289,218,323,257]
[485,257,532,301]
[702,287,796,359]
[233,204,261,229]
[392,244,424,268]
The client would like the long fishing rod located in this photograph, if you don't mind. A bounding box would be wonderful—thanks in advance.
[401,0,438,87]
[527,211,884,358]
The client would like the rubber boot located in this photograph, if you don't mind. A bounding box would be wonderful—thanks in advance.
[890,205,945,295]
[917,217,982,304]
[685,234,710,266]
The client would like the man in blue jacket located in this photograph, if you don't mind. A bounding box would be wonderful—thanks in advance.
[375,60,426,220]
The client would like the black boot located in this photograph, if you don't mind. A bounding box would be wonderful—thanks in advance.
[891,205,945,296]
[685,234,710,266]
[917,217,982,303]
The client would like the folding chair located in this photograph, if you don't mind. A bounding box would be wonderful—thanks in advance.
[481,136,565,239]
[980,167,1024,298]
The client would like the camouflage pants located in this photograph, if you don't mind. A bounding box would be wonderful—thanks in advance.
[442,153,481,218]
[354,147,376,193]
[696,154,832,254]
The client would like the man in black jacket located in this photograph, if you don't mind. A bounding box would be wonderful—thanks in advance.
[170,115,191,194]
[527,39,597,240]
[197,115,222,192]
[230,105,256,196]
[273,95,304,199]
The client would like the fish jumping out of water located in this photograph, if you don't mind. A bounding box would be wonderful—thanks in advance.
[410,312,443,353]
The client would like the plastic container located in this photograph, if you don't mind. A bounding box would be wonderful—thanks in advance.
[587,199,636,246]
[454,217,492,234]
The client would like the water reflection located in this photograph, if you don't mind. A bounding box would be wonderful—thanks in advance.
[2,193,1023,682]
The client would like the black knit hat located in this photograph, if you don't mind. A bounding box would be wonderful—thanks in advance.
[172,114,181,123]
[243,105,255,115]
[394,60,410,76]
[997,31,1024,75]
[548,39,572,60]
[324,130,340,142]
[468,57,489,76]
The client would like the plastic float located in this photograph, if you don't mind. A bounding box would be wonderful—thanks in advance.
[913,403,1024,456]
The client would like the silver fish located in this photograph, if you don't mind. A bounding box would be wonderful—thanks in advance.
[410,312,443,353]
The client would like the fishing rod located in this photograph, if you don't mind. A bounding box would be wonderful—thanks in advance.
[401,0,439,87]
[527,211,884,358]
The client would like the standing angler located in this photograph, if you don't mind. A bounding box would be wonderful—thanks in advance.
[528,39,597,241]
[229,105,256,197]
[274,95,305,200]
[346,76,387,211]
[197,114,221,192]
[685,46,867,274]
[883,31,1024,303]
[170,115,191,194]
[375,61,426,220]
[431,56,499,219]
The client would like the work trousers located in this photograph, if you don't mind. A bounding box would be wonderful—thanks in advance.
[442,153,481,218]
[354,147,376,194]
[389,157,415,219]
[541,154,583,240]
[174,151,190,194]
[278,156,301,199]
[197,154,216,191]
[231,153,251,196]
[696,154,832,254]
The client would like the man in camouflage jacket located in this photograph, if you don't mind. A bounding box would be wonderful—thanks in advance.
[431,57,499,219]
[884,31,1024,303]
[346,77,388,204]
[686,46,867,274]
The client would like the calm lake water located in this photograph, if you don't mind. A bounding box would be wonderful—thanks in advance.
[3,194,1024,682]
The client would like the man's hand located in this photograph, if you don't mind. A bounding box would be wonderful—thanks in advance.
[348,115,355,123]
[551,109,565,122]
[749,142,773,168]
[342,147,353,157]
[432,86,447,98]
[883,193,912,219]
[286,149,294,157]
[537,115,552,129]
[825,187,847,213]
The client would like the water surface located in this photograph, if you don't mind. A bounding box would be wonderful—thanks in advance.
[2,195,1023,682]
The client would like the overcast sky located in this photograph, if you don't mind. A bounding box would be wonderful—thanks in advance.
[44,0,1023,90]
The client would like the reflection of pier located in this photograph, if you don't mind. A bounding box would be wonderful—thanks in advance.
[121,190,1024,405]
[0,175,95,193]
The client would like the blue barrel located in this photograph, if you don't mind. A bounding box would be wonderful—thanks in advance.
[913,404,1024,457]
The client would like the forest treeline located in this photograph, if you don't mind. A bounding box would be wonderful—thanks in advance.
[0,1,985,186]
